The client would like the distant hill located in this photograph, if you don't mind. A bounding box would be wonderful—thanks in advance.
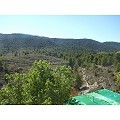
[0,33,57,51]
[0,33,120,52]
[49,38,115,51]
[103,42,120,51]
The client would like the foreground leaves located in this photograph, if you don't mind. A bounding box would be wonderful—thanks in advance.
[0,60,75,105]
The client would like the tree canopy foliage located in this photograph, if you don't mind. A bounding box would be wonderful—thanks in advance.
[0,60,75,105]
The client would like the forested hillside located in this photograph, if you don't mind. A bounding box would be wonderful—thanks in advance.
[0,33,120,52]
[0,33,57,52]
[0,33,120,105]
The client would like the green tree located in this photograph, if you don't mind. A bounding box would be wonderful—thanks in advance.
[114,52,120,63]
[0,73,26,104]
[69,58,75,69]
[0,60,75,105]
[73,60,79,73]
[115,72,120,82]
[101,56,108,66]
[115,63,120,72]
[0,60,2,67]
[74,72,82,89]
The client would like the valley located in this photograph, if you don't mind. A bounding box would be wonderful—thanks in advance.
[0,33,120,104]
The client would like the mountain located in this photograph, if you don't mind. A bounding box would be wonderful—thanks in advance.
[0,33,57,51]
[103,42,120,51]
[0,33,120,52]
[49,38,110,51]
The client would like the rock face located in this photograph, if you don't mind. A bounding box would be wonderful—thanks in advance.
[78,68,90,94]
[77,65,117,95]
[79,82,98,94]
[89,82,98,91]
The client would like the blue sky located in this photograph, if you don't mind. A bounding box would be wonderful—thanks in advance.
[0,15,120,42]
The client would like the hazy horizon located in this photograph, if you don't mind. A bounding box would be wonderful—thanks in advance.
[0,15,120,43]
[0,32,120,43]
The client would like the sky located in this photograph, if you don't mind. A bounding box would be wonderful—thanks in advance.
[0,15,120,42]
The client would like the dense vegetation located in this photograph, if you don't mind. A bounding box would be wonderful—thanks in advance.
[0,33,120,53]
[0,33,120,104]
[0,60,75,105]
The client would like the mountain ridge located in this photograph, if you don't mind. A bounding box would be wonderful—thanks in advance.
[0,33,120,52]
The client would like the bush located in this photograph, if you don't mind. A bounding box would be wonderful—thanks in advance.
[0,60,75,105]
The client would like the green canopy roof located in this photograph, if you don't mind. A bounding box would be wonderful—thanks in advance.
[66,89,120,105]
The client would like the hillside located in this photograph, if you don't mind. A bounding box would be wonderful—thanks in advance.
[50,38,119,51]
[0,33,120,52]
[0,33,57,51]
[0,33,120,105]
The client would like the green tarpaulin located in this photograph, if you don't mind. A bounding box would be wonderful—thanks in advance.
[66,89,120,105]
